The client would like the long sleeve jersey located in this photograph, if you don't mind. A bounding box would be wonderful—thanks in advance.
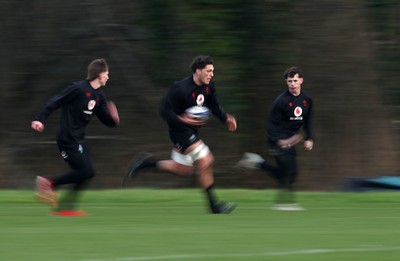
[267,90,314,145]
[35,80,117,146]
[160,76,227,132]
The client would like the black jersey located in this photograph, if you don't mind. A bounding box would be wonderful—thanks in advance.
[35,80,117,146]
[267,90,314,145]
[160,76,228,132]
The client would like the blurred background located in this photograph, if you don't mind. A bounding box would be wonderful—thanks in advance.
[0,0,398,190]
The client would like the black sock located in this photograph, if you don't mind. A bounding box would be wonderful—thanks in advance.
[259,161,280,181]
[137,158,158,171]
[205,184,218,209]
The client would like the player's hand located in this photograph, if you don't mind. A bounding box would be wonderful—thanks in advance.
[178,114,207,126]
[304,139,313,151]
[31,120,45,132]
[226,114,237,132]
[107,101,120,126]
[277,133,303,148]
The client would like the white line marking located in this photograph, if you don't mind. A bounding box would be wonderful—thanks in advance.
[7,205,397,211]
[80,246,400,261]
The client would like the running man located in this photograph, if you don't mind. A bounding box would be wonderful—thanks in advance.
[123,55,237,214]
[238,66,314,210]
[31,58,120,216]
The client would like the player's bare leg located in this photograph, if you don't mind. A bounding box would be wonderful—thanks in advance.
[157,160,193,176]
[195,152,235,214]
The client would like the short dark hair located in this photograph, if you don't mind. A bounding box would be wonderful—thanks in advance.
[87,58,108,81]
[190,55,214,73]
[284,66,303,79]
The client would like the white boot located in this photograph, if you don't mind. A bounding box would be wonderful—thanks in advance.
[236,152,265,169]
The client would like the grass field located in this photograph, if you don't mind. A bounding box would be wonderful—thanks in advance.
[1,189,400,261]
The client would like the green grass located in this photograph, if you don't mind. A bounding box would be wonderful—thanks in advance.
[1,189,400,261]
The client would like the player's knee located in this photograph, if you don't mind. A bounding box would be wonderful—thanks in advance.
[82,169,95,180]
[196,153,214,171]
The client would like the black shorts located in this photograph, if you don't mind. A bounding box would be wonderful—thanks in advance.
[57,142,95,175]
[271,146,298,185]
[169,130,200,153]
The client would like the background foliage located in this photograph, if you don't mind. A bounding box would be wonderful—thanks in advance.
[0,0,398,189]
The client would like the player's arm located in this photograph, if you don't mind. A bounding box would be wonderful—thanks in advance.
[303,98,314,151]
[271,97,301,148]
[160,86,187,126]
[31,84,78,133]
[207,84,227,120]
[304,139,313,151]
[107,101,120,126]
[225,114,237,132]
[277,133,303,148]
[207,83,237,131]
[95,92,119,127]
[178,114,207,126]
[31,120,44,132]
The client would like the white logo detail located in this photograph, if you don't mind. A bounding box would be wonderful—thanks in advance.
[83,110,93,115]
[196,94,205,106]
[189,134,196,142]
[78,144,83,154]
[61,151,68,159]
[88,100,96,110]
[294,106,302,117]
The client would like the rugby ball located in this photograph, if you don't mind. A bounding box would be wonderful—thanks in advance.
[185,106,212,121]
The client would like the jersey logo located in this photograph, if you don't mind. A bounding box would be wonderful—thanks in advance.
[196,94,205,106]
[88,100,96,110]
[303,99,307,107]
[294,106,302,117]
[86,92,91,97]
[84,100,96,115]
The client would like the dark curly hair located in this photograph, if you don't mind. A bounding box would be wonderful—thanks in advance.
[284,66,303,79]
[190,55,214,73]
